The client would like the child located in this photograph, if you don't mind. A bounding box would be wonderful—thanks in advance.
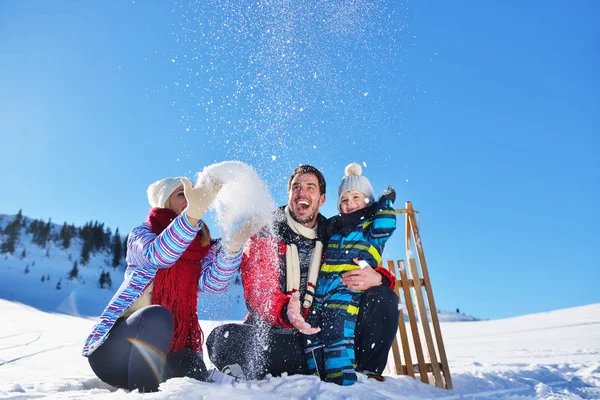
[305,163,396,386]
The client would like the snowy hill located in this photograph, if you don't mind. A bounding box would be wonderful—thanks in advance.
[0,212,248,320]
[0,211,476,322]
[0,300,598,399]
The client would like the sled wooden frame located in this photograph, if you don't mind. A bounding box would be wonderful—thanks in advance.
[384,201,453,390]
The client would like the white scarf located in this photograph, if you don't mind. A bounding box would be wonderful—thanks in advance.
[284,206,323,309]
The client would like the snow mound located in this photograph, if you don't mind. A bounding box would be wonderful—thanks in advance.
[1,300,599,399]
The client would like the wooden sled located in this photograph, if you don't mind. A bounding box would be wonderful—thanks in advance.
[384,201,452,390]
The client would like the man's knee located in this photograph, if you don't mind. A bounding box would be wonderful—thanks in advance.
[206,323,230,351]
[361,286,399,317]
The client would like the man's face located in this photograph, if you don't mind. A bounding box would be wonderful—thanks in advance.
[288,173,326,228]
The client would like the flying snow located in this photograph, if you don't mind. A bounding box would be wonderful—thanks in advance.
[196,161,276,235]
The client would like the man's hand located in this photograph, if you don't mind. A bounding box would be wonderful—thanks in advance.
[340,258,383,290]
[286,292,320,335]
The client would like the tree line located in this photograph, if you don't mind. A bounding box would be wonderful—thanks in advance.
[1,210,126,268]
[1,210,125,289]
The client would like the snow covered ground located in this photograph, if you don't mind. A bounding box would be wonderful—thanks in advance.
[1,300,598,399]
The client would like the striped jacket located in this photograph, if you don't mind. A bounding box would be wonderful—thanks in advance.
[316,198,396,297]
[81,212,242,356]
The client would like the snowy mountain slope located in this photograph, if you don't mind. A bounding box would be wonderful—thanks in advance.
[0,212,248,320]
[0,300,598,399]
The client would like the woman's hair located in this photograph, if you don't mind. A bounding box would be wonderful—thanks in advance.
[198,224,211,246]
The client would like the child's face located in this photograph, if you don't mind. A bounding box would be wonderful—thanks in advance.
[339,190,369,214]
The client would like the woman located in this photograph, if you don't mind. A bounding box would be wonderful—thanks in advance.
[82,173,259,392]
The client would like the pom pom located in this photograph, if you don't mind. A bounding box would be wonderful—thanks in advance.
[344,163,362,177]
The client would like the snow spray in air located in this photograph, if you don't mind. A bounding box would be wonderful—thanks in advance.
[196,161,276,236]
[195,160,278,377]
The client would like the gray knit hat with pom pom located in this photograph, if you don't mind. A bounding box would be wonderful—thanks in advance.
[337,163,375,211]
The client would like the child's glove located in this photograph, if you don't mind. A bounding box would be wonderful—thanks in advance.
[287,292,321,335]
[379,185,396,204]
[225,217,266,254]
[181,176,223,220]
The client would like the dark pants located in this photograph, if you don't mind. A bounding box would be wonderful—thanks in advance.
[207,286,399,380]
[88,305,208,392]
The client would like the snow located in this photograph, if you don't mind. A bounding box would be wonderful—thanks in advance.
[1,212,599,398]
[0,213,249,321]
[196,161,276,235]
[1,300,598,399]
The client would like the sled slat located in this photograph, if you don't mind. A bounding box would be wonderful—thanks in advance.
[396,260,414,377]
[387,260,405,375]
[401,263,427,382]
[387,260,414,377]
[399,278,426,288]
[408,257,444,388]
[407,205,453,390]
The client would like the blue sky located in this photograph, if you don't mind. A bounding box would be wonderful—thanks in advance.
[1,0,598,320]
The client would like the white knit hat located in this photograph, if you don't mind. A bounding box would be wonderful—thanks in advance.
[337,163,375,210]
[147,177,184,208]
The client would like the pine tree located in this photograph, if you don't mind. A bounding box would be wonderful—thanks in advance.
[30,218,50,247]
[69,260,79,280]
[0,213,22,254]
[105,271,113,289]
[0,236,16,254]
[123,237,128,260]
[111,228,122,268]
[41,275,45,282]
[45,218,52,239]
[25,265,30,274]
[15,209,23,225]
[81,240,91,265]
[99,271,106,288]
[104,227,112,251]
[20,249,26,260]
[60,222,73,249]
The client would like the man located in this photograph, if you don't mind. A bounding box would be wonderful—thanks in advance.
[206,165,399,380]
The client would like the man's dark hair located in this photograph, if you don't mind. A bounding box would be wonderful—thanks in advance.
[287,165,326,195]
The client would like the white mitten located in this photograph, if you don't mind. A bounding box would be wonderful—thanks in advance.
[225,217,266,254]
[181,176,223,220]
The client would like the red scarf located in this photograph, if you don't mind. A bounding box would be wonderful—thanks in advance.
[147,207,211,353]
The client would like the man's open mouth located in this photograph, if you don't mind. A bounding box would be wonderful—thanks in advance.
[296,199,310,211]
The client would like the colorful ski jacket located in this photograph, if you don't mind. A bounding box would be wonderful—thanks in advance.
[240,207,395,329]
[316,198,397,296]
[82,212,242,356]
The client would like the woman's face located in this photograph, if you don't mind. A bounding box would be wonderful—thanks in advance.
[167,185,187,215]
